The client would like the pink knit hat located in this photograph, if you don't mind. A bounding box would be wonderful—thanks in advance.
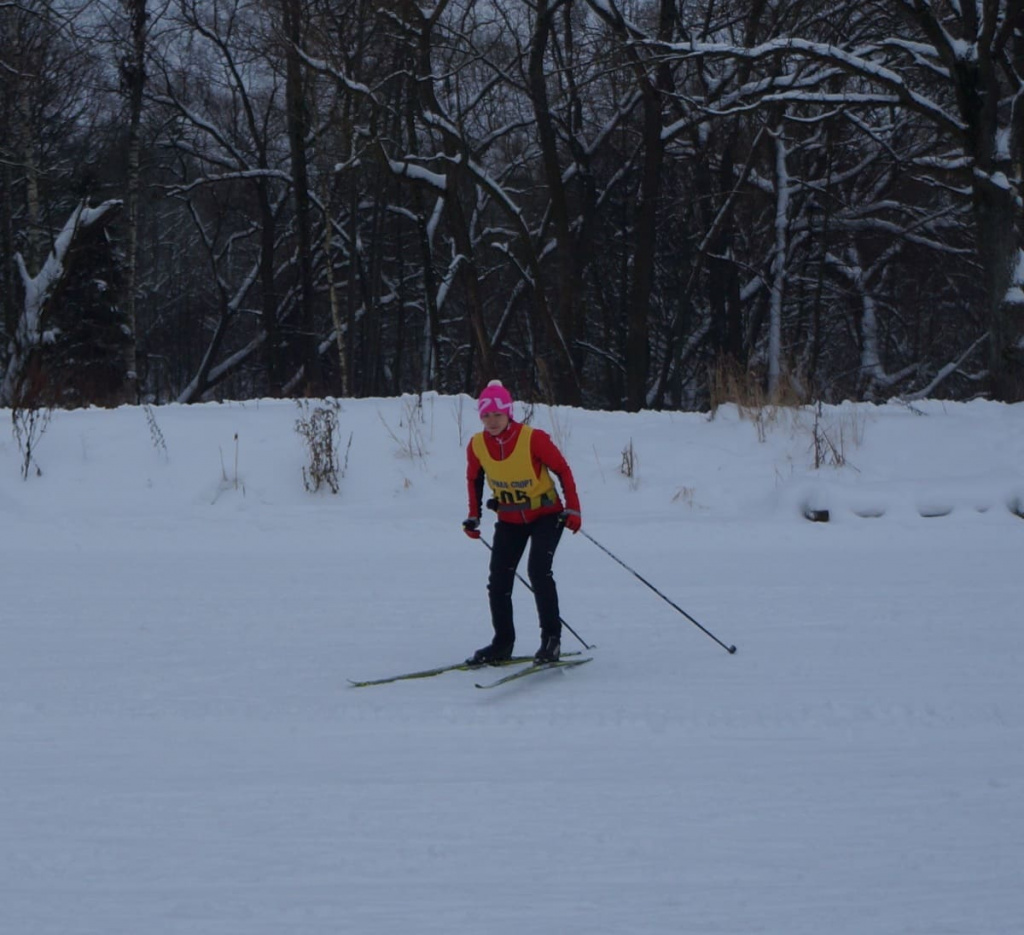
[477,380,514,417]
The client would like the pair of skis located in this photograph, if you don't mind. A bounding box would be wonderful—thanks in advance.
[349,651,592,690]
[473,656,591,689]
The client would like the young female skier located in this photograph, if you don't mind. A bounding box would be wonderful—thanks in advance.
[462,380,582,664]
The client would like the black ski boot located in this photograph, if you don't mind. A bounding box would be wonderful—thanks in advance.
[533,635,561,664]
[467,642,514,666]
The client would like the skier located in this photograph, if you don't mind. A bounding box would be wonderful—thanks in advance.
[462,380,582,665]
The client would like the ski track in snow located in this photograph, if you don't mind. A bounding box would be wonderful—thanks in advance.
[1,396,1022,934]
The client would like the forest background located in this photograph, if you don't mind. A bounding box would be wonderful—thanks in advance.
[4,0,1024,414]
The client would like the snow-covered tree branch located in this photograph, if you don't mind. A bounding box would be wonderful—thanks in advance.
[2,200,123,408]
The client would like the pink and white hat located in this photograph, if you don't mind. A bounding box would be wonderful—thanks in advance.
[477,379,514,417]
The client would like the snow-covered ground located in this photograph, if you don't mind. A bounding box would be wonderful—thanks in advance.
[1,395,1021,934]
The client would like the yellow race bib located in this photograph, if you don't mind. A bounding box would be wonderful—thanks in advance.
[472,425,558,511]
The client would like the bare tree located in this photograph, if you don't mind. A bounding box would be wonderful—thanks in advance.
[151,0,293,400]
[278,0,321,393]
[634,0,1023,401]
[118,0,148,402]
[3,0,1012,411]
[1,200,123,407]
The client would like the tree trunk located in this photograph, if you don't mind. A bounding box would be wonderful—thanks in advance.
[902,0,1024,399]
[767,124,790,397]
[1,132,15,344]
[527,0,582,405]
[2,201,122,407]
[120,0,146,403]
[628,0,675,410]
[975,180,1024,400]
[258,184,282,396]
[282,0,321,395]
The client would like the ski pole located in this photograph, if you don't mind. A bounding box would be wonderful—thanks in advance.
[478,535,594,650]
[580,529,737,655]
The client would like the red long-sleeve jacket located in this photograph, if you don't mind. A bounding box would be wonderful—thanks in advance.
[466,421,581,525]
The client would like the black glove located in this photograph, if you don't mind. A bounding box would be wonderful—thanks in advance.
[462,517,481,539]
[486,498,499,513]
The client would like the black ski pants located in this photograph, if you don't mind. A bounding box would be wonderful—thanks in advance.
[487,512,564,648]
